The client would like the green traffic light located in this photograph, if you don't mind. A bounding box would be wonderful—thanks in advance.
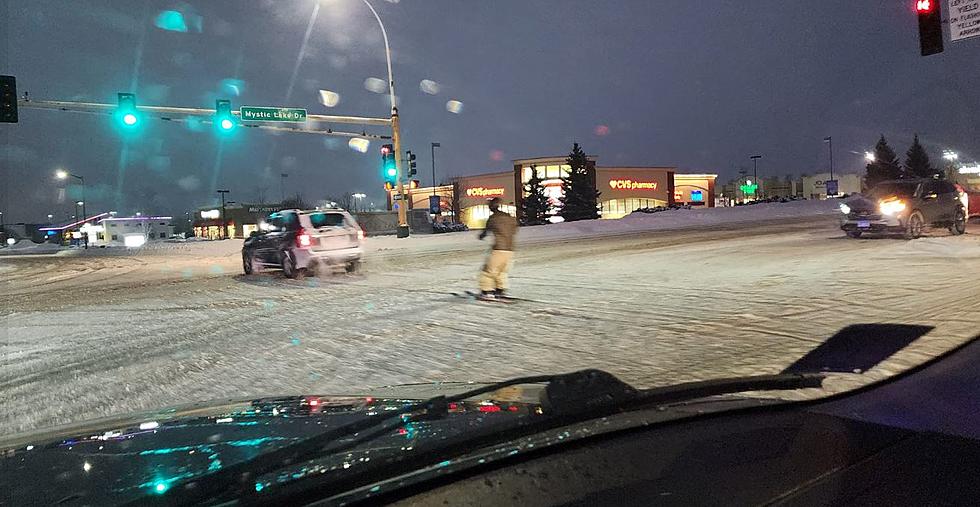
[219,118,234,131]
[122,113,138,126]
[386,167,397,177]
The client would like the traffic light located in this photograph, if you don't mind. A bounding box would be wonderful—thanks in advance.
[406,150,417,177]
[214,99,236,133]
[116,92,140,128]
[0,75,17,123]
[381,143,397,187]
[916,0,943,56]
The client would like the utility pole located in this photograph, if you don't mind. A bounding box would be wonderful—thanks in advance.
[431,142,441,196]
[217,189,230,240]
[750,155,762,197]
[55,169,87,247]
[824,136,834,180]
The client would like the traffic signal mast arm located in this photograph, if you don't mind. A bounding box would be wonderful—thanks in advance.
[15,98,393,139]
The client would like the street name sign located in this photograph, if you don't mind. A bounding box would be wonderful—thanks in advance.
[239,106,307,122]
[949,0,980,42]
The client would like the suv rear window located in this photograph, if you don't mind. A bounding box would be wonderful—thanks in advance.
[308,213,345,228]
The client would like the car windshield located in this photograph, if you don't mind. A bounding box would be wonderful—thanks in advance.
[870,182,919,199]
[1,1,979,504]
[308,212,345,228]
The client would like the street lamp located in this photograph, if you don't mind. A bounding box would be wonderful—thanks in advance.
[750,155,762,198]
[350,0,407,236]
[431,142,441,195]
[55,169,87,223]
[352,193,367,212]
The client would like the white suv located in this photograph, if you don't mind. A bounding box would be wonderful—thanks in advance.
[242,209,365,277]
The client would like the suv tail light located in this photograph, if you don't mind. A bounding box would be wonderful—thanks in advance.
[296,228,312,247]
[357,228,365,241]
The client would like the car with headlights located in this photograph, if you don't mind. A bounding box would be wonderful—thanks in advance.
[242,209,365,277]
[839,179,968,239]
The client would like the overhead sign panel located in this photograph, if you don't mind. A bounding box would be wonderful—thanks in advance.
[949,0,980,41]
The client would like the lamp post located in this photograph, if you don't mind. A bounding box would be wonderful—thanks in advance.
[55,169,88,247]
[431,142,441,195]
[217,190,230,239]
[823,137,834,181]
[354,0,408,237]
[352,193,366,212]
[750,155,762,198]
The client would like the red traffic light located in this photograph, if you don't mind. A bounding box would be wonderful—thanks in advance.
[916,0,932,13]
[380,145,391,155]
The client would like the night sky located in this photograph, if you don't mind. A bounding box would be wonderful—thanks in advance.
[1,0,978,223]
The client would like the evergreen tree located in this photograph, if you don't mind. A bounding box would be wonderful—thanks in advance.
[520,166,550,226]
[865,135,903,188]
[558,143,600,222]
[904,134,936,179]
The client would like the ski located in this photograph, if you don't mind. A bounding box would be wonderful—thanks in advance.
[450,290,518,304]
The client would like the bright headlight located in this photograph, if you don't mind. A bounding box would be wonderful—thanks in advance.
[839,203,851,215]
[879,199,907,215]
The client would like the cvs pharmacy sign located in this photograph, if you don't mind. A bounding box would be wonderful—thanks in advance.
[609,179,658,190]
[466,187,506,197]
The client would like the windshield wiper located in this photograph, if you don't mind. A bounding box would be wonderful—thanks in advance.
[148,370,822,505]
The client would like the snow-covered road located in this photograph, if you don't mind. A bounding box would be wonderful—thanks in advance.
[2,203,980,436]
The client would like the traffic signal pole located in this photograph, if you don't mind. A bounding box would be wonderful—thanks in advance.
[391,109,409,237]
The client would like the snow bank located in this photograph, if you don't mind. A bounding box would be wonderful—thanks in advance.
[366,199,841,253]
[528,199,840,240]
[0,241,64,256]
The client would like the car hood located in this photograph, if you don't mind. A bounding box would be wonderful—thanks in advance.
[0,382,778,505]
[0,382,548,505]
[844,194,880,212]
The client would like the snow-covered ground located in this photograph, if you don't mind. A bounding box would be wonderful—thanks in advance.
[1,201,979,435]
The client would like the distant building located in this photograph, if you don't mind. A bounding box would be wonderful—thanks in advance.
[802,173,862,199]
[387,155,716,228]
[37,213,173,247]
[193,203,284,239]
[101,216,174,247]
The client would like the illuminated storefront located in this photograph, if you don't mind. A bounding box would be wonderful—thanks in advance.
[389,155,716,228]
[673,174,718,207]
[595,167,674,219]
[192,203,283,239]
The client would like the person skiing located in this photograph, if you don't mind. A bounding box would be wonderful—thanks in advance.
[477,197,518,301]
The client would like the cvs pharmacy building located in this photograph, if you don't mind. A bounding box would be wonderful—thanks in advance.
[390,155,716,228]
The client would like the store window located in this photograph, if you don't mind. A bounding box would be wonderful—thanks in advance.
[600,199,666,219]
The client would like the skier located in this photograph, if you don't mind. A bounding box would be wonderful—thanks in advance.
[477,197,518,301]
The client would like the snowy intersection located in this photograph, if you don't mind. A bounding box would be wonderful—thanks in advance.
[2,201,980,435]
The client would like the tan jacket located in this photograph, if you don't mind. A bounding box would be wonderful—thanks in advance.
[484,211,518,251]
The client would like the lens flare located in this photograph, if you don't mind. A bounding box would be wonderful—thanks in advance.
[446,100,464,114]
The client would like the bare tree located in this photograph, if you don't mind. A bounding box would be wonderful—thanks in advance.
[252,185,269,203]
[281,193,312,210]
[137,219,154,243]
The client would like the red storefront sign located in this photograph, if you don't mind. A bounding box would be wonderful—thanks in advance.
[609,179,658,190]
[466,187,506,197]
